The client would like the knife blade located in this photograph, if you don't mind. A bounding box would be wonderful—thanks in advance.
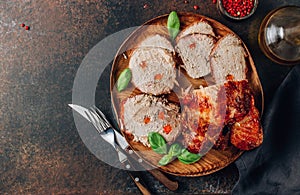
[69,104,178,191]
[68,104,128,149]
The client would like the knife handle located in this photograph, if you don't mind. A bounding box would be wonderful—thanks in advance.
[128,171,151,195]
[148,168,178,191]
[122,158,152,195]
[125,148,179,191]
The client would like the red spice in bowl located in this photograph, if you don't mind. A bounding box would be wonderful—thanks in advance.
[218,0,258,20]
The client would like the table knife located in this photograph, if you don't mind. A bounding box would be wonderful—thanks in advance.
[69,104,151,194]
[69,104,178,192]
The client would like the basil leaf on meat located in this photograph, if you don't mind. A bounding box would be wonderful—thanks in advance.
[148,132,167,154]
[178,149,202,164]
[167,11,180,39]
[117,68,132,92]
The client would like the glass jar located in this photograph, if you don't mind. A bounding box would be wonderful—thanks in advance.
[258,6,300,65]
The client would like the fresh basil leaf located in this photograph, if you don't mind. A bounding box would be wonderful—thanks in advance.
[148,132,167,154]
[178,149,201,164]
[158,154,173,166]
[168,143,182,157]
[167,11,180,39]
[117,68,131,92]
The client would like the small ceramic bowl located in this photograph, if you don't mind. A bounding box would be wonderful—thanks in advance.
[217,0,258,21]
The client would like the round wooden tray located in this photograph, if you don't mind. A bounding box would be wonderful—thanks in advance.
[110,12,263,176]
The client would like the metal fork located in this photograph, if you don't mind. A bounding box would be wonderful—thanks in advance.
[85,106,152,195]
[80,105,178,192]
[85,106,127,163]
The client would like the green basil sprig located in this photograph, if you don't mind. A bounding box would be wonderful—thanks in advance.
[148,132,167,154]
[158,143,182,166]
[178,149,202,164]
[116,68,132,92]
[148,132,202,166]
[167,11,180,39]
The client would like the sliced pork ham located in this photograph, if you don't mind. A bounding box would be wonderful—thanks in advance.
[137,34,174,52]
[177,20,216,39]
[210,34,247,84]
[129,47,176,95]
[181,80,263,153]
[230,96,263,150]
[121,94,181,147]
[181,85,226,154]
[176,34,216,78]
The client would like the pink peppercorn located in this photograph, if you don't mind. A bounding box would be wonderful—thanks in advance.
[221,0,254,18]
[143,3,149,9]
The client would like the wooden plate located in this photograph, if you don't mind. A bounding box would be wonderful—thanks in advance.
[110,12,263,176]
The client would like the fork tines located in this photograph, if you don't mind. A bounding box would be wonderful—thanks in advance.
[92,106,111,127]
[87,107,111,130]
[84,109,106,133]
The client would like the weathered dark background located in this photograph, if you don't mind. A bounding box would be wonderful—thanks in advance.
[1,0,299,194]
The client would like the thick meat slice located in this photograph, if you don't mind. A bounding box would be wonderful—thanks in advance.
[224,79,263,150]
[210,34,247,84]
[176,21,216,39]
[182,80,263,152]
[224,79,252,125]
[129,47,176,95]
[176,34,216,78]
[181,85,226,154]
[230,96,263,150]
[121,94,181,147]
[138,34,174,52]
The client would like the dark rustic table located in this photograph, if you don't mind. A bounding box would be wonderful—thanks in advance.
[1,0,299,194]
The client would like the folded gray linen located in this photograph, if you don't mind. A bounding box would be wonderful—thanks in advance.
[233,65,300,194]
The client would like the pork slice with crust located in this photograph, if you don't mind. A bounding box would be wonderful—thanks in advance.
[224,79,252,125]
[223,79,263,150]
[181,85,226,154]
[230,96,263,150]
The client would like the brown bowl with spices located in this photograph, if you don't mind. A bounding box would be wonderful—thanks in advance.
[217,0,258,20]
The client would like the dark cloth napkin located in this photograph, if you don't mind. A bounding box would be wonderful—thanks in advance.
[232,65,300,195]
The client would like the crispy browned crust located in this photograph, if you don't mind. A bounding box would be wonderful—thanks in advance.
[229,96,263,150]
[224,79,252,125]
[182,80,263,153]
[181,86,225,154]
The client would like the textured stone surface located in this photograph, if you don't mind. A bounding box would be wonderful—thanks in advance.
[1,0,299,194]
